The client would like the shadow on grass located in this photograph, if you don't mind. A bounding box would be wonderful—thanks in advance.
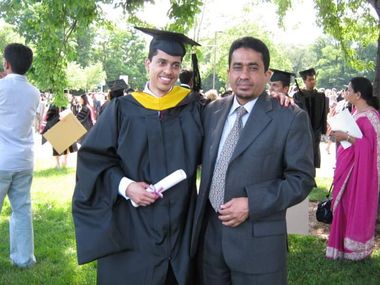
[34,167,75,178]
[0,203,96,285]
[288,235,380,285]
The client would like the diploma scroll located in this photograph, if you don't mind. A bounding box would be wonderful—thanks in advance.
[131,169,187,207]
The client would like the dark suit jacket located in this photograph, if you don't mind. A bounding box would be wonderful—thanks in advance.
[191,92,315,276]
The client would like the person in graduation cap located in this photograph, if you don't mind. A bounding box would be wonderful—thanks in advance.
[98,79,128,115]
[72,27,204,285]
[269,68,295,97]
[293,68,328,168]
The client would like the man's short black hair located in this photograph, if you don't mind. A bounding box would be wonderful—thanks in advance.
[228,37,270,71]
[179,69,193,85]
[3,43,33,75]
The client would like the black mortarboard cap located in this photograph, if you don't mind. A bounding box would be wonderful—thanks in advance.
[270,69,295,86]
[299,68,316,79]
[135,26,202,92]
[107,79,128,92]
[135,27,200,57]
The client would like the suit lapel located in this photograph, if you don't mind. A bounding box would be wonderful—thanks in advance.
[203,96,233,190]
[231,93,272,161]
[208,96,234,164]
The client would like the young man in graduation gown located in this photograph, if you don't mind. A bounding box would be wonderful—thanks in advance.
[72,28,203,285]
[191,37,315,285]
[292,68,328,168]
[268,69,295,97]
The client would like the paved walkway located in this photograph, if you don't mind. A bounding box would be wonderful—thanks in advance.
[34,132,338,177]
[316,141,336,179]
[33,132,78,169]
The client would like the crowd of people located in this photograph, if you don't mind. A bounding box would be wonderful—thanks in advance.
[0,26,379,285]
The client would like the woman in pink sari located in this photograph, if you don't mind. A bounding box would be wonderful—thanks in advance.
[327,77,380,260]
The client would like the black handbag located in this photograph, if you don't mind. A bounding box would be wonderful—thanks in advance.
[316,183,333,224]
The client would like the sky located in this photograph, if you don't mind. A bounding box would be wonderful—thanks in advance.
[135,0,324,46]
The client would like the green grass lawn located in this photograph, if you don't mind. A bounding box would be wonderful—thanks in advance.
[0,165,379,284]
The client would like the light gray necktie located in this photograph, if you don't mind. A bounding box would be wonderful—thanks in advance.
[209,106,247,212]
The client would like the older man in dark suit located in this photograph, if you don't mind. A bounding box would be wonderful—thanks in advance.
[191,37,315,284]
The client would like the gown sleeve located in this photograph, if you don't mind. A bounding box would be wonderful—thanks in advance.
[72,99,128,264]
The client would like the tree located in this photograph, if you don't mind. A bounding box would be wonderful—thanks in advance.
[198,22,293,92]
[66,61,106,91]
[92,25,147,89]
[74,26,97,68]
[0,0,204,106]
[0,0,100,106]
[307,36,376,89]
[272,0,380,97]
[116,0,203,33]
[0,23,24,70]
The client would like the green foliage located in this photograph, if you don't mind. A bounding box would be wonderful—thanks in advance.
[286,36,377,89]
[115,0,153,13]
[166,0,204,33]
[272,0,293,22]
[0,0,204,102]
[314,0,378,70]
[0,23,24,72]
[198,23,293,91]
[117,0,203,33]
[0,0,100,107]
[84,62,107,90]
[92,25,147,89]
[272,0,379,94]
[281,44,317,74]
[74,26,97,67]
[66,61,106,91]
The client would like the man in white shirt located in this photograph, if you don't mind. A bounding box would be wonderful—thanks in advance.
[0,43,40,268]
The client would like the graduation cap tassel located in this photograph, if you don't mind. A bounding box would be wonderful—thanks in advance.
[192,53,201,92]
[294,78,304,97]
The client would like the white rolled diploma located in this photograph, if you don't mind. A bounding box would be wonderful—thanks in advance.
[131,169,187,207]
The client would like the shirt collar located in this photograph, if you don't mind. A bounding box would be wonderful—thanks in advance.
[2,73,26,80]
[144,82,173,98]
[229,95,257,116]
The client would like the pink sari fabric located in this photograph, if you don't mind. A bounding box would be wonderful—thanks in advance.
[326,109,380,260]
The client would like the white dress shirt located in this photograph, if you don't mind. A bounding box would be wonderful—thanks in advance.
[216,95,257,159]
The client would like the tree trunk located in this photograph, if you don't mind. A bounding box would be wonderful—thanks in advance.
[368,0,380,99]
[375,32,380,99]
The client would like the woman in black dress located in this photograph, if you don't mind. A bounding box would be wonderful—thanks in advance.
[41,104,78,168]
[75,94,94,144]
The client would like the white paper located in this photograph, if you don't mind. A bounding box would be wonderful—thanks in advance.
[328,109,363,149]
[59,109,72,118]
[131,169,187,207]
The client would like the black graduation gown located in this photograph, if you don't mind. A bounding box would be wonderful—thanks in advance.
[72,91,203,285]
[293,89,327,168]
